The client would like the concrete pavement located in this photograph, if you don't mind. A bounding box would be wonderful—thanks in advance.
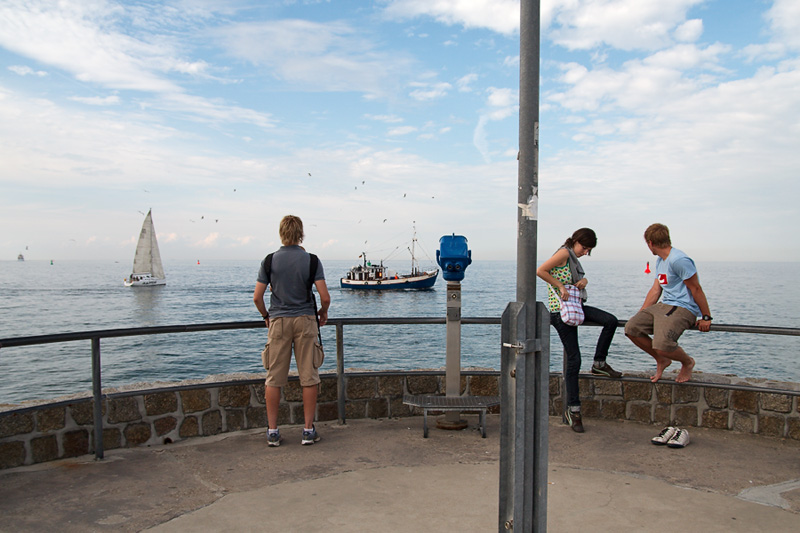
[1,415,799,532]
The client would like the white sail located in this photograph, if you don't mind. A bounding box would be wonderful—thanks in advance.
[126,209,165,286]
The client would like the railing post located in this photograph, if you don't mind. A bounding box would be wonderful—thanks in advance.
[336,322,346,424]
[91,337,104,460]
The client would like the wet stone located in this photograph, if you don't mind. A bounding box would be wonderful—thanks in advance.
[144,392,178,416]
[154,416,177,436]
[179,416,199,438]
[622,382,651,401]
[702,409,729,429]
[31,435,58,463]
[316,402,338,422]
[225,409,244,432]
[219,386,251,408]
[69,401,95,426]
[731,390,758,414]
[674,405,698,427]
[345,400,368,420]
[600,400,625,420]
[246,406,268,428]
[378,376,404,397]
[406,375,439,395]
[390,398,412,418]
[673,385,700,404]
[347,377,377,399]
[758,414,785,437]
[36,407,66,433]
[202,410,222,436]
[63,430,90,458]
[319,378,338,402]
[180,389,211,413]
[124,422,152,446]
[102,427,122,450]
[628,402,651,423]
[0,412,35,438]
[108,397,142,423]
[787,418,800,441]
[595,380,623,397]
[367,399,388,419]
[0,441,26,469]
[759,392,792,413]
[704,388,729,409]
[283,382,303,402]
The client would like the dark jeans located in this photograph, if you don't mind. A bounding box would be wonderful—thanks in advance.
[550,304,618,408]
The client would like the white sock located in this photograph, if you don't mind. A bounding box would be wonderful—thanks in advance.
[269,429,279,435]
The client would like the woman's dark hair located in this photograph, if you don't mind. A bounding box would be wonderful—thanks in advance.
[564,228,597,255]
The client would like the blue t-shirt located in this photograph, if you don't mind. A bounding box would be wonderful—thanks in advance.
[655,247,700,316]
[256,246,326,318]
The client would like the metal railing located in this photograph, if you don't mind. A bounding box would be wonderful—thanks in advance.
[1,318,799,461]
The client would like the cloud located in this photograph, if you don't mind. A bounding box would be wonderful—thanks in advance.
[214,19,414,98]
[456,73,478,92]
[473,87,519,162]
[365,114,404,123]
[195,232,220,248]
[383,0,520,35]
[8,65,47,77]
[408,81,452,100]
[387,126,418,136]
[674,19,703,43]
[69,95,121,106]
[548,0,704,51]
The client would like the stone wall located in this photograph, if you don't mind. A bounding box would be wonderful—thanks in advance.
[1,371,798,469]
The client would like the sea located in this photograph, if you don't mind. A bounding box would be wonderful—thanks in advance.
[1,259,799,405]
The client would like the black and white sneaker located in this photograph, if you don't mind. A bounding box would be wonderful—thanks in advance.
[667,428,690,448]
[651,426,678,445]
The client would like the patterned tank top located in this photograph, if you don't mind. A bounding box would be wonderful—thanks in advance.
[547,263,572,312]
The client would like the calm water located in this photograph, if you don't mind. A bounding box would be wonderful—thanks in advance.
[1,259,798,404]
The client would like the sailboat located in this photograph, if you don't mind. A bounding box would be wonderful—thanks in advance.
[124,209,166,287]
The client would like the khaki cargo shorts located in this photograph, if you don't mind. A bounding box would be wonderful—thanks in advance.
[261,316,324,387]
[624,302,697,352]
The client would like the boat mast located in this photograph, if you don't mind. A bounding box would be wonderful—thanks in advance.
[411,226,418,276]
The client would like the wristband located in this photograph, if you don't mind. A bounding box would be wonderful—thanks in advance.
[262,314,269,320]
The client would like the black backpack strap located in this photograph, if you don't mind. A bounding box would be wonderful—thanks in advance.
[263,253,274,285]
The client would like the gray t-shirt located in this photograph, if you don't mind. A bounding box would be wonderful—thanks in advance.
[257,245,326,318]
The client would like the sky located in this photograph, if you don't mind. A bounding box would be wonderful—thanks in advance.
[1,0,799,267]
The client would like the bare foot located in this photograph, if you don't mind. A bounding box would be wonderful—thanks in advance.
[676,357,695,383]
[650,357,672,383]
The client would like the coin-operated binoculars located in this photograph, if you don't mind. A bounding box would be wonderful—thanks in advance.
[436,235,472,429]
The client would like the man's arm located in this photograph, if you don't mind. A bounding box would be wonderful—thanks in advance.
[683,274,711,332]
[640,278,662,310]
[253,281,269,326]
[314,279,331,327]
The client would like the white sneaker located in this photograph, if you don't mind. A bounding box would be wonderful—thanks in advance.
[651,426,678,445]
[667,428,690,448]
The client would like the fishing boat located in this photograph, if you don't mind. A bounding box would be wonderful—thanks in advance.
[124,209,166,287]
[341,230,438,290]
[17,254,24,261]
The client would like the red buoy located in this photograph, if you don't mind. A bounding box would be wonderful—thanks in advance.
[645,261,651,274]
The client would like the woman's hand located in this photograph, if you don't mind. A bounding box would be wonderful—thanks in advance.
[558,285,569,300]
[575,278,588,290]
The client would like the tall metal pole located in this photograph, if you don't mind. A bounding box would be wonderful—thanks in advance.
[499,0,547,530]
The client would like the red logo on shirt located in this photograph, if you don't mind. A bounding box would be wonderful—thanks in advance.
[657,273,668,285]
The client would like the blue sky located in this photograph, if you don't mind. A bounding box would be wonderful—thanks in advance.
[1,0,798,266]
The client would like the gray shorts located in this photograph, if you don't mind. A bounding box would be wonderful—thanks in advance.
[625,302,697,352]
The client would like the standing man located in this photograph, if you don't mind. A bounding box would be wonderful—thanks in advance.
[625,223,712,383]
[254,215,330,446]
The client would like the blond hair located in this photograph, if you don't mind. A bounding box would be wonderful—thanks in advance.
[279,215,304,245]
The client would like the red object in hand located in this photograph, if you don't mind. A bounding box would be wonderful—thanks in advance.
[645,261,651,274]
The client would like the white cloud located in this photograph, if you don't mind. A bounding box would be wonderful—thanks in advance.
[456,73,478,92]
[387,125,418,136]
[8,65,47,77]
[383,0,520,35]
[365,114,404,123]
[548,0,705,51]
[766,0,800,50]
[674,19,703,43]
[408,81,452,100]
[69,95,121,106]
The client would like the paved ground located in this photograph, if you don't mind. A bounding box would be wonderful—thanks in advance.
[1,415,799,532]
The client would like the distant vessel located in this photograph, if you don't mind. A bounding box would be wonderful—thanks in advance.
[17,254,24,261]
[124,209,166,287]
[341,229,438,290]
